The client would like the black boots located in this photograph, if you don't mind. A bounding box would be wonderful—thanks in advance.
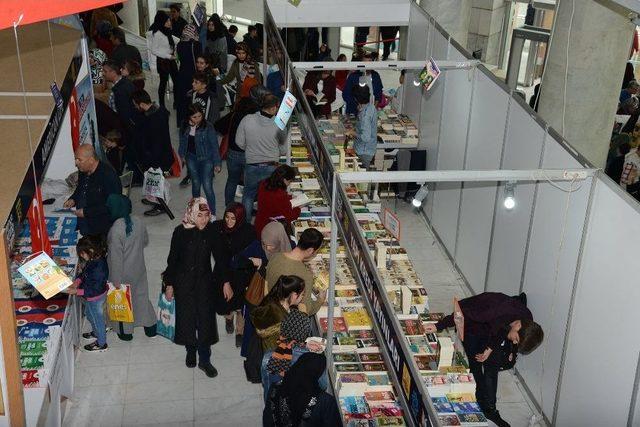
[198,362,218,378]
[186,351,197,368]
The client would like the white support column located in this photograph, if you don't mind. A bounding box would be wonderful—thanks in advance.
[537,0,635,168]
[420,0,472,48]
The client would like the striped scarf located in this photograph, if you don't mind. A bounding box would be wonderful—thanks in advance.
[266,307,311,376]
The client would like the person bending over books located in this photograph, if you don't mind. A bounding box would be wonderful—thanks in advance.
[425,292,543,427]
[254,165,302,238]
[265,228,326,316]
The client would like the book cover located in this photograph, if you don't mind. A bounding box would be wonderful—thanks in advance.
[336,363,364,372]
[358,352,383,363]
[445,393,476,403]
[375,416,405,426]
[438,413,461,427]
[457,412,488,426]
[364,391,395,403]
[334,353,359,363]
[319,317,347,333]
[340,396,371,416]
[452,402,482,415]
[17,252,73,299]
[361,362,386,373]
[366,374,390,387]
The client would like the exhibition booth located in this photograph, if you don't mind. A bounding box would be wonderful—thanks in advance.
[265,0,640,426]
[0,18,98,427]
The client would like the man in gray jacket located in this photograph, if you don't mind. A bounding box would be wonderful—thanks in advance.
[235,94,286,220]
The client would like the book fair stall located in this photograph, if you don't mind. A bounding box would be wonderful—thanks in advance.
[266,1,640,426]
[0,6,106,425]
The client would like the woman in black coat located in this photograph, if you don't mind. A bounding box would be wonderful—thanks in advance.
[175,24,201,126]
[210,202,258,347]
[163,197,233,378]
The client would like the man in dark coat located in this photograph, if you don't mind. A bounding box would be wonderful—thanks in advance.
[103,60,141,183]
[427,292,544,427]
[109,27,143,68]
[64,144,122,236]
[169,3,188,39]
[131,89,175,216]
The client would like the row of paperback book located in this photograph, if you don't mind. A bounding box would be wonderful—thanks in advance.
[284,128,409,426]
[339,178,489,427]
[10,216,79,388]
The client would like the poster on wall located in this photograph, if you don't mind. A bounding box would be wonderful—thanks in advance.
[70,75,102,159]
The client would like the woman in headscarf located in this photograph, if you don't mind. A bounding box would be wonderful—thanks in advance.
[204,14,228,73]
[106,194,157,341]
[210,202,257,346]
[163,197,232,378]
[264,353,340,427]
[149,10,178,109]
[176,24,202,126]
[239,220,290,383]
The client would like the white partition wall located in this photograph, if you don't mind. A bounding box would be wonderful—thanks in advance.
[554,177,640,426]
[454,70,510,294]
[485,98,546,296]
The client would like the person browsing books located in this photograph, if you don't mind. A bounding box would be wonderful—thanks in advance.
[254,164,302,238]
[352,84,378,169]
[65,235,109,352]
[425,292,544,427]
[264,352,340,427]
[265,228,326,316]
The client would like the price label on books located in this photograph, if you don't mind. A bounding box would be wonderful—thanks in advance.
[335,188,432,426]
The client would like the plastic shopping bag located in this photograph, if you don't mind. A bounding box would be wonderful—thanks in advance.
[143,168,165,198]
[156,293,175,341]
[106,283,134,323]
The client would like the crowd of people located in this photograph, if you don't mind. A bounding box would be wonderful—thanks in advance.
[606,62,640,198]
[59,6,548,426]
[67,5,344,425]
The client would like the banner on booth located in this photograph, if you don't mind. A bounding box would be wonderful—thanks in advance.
[3,1,122,30]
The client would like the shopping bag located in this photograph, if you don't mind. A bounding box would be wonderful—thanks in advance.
[106,283,134,323]
[143,168,165,198]
[169,147,182,178]
[244,272,266,306]
[156,293,175,341]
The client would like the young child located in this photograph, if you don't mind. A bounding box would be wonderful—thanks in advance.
[67,235,110,352]
[352,84,378,169]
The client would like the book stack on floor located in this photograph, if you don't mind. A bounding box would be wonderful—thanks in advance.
[283,130,409,426]
[10,216,79,388]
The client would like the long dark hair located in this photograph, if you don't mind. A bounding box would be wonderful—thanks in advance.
[150,11,174,48]
[207,14,226,40]
[265,164,296,191]
[76,235,108,260]
[181,103,207,134]
[263,275,305,305]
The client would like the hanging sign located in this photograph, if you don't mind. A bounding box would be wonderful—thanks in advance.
[382,208,401,241]
[274,90,297,130]
[418,57,441,92]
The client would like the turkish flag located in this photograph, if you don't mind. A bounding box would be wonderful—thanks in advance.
[3,1,122,31]
[69,86,80,151]
[27,186,52,257]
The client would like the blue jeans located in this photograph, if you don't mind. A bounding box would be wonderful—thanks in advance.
[225,149,246,207]
[85,294,107,346]
[261,347,328,402]
[242,163,276,222]
[186,154,217,216]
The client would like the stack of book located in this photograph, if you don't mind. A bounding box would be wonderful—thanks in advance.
[432,395,488,426]
[282,130,408,426]
[10,215,79,388]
